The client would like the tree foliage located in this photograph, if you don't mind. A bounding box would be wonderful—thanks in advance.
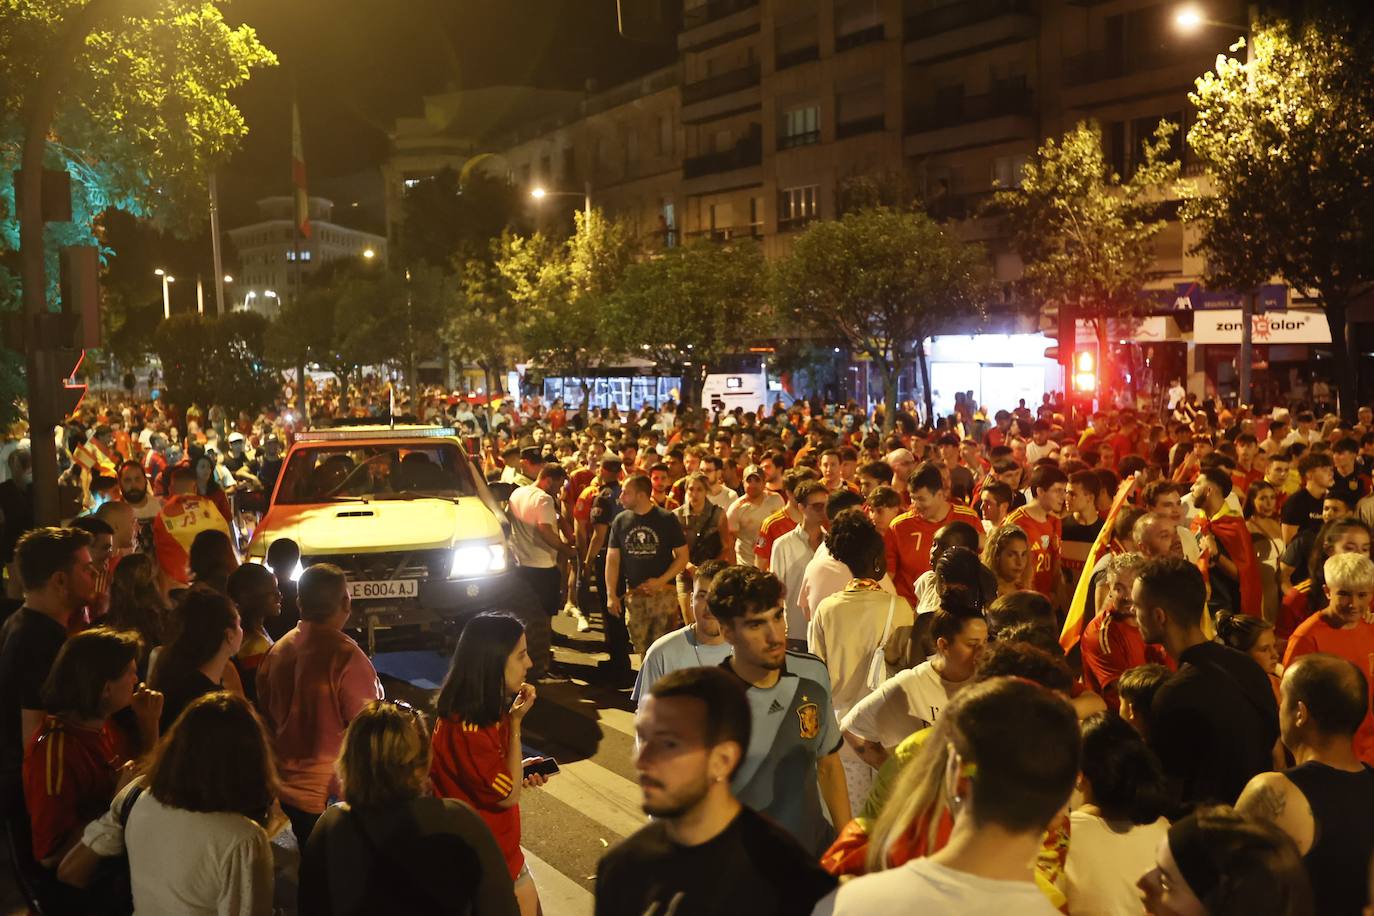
[1183,16,1374,416]
[994,120,1180,321]
[604,239,770,404]
[444,243,518,405]
[498,210,640,408]
[152,311,277,415]
[396,167,525,270]
[774,207,993,430]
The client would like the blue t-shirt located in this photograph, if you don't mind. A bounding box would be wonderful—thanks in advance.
[723,651,843,858]
[631,627,734,705]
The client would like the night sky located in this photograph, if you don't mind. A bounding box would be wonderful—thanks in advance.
[220,0,677,227]
[111,1,676,297]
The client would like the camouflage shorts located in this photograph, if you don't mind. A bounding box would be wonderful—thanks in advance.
[624,587,682,658]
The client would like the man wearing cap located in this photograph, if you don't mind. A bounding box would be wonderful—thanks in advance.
[726,465,784,568]
[223,432,264,491]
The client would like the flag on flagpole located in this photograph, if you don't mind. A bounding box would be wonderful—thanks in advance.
[291,99,311,239]
[1060,476,1137,653]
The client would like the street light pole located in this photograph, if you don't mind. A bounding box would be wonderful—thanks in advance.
[155,269,174,319]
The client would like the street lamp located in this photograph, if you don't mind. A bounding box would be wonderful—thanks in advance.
[223,274,234,284]
[1173,1,1259,406]
[154,268,175,319]
[362,248,375,260]
[243,290,256,310]
[529,182,593,222]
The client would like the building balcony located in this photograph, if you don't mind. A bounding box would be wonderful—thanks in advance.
[836,115,886,139]
[925,190,996,222]
[685,224,763,242]
[680,0,761,52]
[778,213,819,233]
[682,62,761,105]
[682,135,763,179]
[905,0,1035,63]
[778,129,821,150]
[1061,49,1212,107]
[906,87,1032,133]
[903,88,1035,155]
[905,0,1031,38]
[835,24,885,53]
[776,44,820,70]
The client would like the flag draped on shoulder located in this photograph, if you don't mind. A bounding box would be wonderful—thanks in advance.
[292,99,311,239]
[1060,476,1137,653]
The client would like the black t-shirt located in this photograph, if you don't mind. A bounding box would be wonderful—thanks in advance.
[595,806,836,916]
[0,608,67,789]
[608,506,686,591]
[1150,641,1280,816]
[154,668,220,733]
[1281,488,1325,535]
[300,795,518,916]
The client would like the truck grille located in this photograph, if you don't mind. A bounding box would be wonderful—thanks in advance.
[302,550,449,582]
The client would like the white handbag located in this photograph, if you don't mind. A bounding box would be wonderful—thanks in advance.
[864,594,897,692]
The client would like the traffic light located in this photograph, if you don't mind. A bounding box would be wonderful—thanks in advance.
[1041,302,1074,370]
[1073,350,1097,393]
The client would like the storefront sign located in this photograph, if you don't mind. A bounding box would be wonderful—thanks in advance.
[1171,283,1289,312]
[1193,309,1331,345]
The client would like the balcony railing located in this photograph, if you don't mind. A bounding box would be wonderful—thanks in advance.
[924,191,997,222]
[835,23,885,52]
[683,135,763,179]
[778,129,821,150]
[683,0,759,31]
[904,0,1031,39]
[836,115,885,139]
[776,44,820,70]
[682,62,761,105]
[1063,48,1191,86]
[778,213,820,233]
[686,224,763,242]
[905,86,1033,134]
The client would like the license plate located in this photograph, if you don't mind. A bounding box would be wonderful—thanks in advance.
[349,579,418,600]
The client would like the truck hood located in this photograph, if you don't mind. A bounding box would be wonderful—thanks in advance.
[254,497,502,556]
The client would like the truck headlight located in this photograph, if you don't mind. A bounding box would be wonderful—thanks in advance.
[450,543,507,578]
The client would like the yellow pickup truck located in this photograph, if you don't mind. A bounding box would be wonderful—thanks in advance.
[244,425,512,653]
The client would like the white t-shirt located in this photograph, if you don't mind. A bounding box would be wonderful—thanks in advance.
[808,587,914,719]
[812,857,1059,916]
[508,483,559,568]
[913,570,941,615]
[841,659,950,749]
[103,782,275,916]
[771,526,820,641]
[727,492,784,566]
[706,484,738,511]
[1064,811,1169,916]
[1025,440,1059,464]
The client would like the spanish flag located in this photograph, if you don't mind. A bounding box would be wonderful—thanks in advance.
[1060,477,1137,653]
[292,99,311,239]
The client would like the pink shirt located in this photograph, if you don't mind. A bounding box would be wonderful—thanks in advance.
[256,620,382,812]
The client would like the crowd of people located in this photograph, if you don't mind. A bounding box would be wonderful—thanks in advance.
[3,377,1374,914]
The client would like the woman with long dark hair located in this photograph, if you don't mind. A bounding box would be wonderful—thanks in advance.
[125,692,278,915]
[300,700,518,915]
[430,613,546,916]
[151,587,243,731]
[225,563,281,703]
[106,553,170,675]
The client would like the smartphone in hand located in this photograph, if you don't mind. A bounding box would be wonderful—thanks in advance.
[522,756,560,779]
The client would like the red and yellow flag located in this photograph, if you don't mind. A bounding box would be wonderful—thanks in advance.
[1060,477,1137,653]
[292,99,311,239]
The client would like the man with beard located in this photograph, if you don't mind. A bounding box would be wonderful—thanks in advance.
[596,666,836,916]
[117,460,161,554]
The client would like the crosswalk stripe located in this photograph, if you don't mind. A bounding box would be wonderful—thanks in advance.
[597,705,638,739]
[524,846,595,916]
[538,758,648,839]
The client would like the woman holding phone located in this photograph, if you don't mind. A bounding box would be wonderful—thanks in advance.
[430,613,550,916]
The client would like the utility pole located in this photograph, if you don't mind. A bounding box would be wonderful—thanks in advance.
[1236,2,1260,407]
[209,171,227,316]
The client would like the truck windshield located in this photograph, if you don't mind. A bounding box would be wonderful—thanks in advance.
[273,442,478,505]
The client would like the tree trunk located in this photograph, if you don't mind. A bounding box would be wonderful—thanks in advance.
[881,365,899,436]
[480,362,496,430]
[916,339,934,425]
[296,356,309,426]
[1094,315,1109,411]
[579,378,591,414]
[1326,300,1359,422]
